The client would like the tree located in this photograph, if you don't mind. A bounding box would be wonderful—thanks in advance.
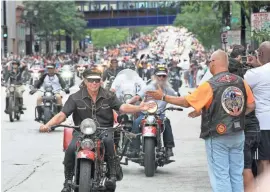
[22,1,86,53]
[174,2,222,49]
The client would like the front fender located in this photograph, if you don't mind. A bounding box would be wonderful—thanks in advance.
[142,126,157,137]
[77,150,95,161]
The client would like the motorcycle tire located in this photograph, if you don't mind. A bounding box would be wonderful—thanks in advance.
[144,138,156,177]
[15,112,21,120]
[43,108,53,125]
[9,98,15,122]
[79,159,93,192]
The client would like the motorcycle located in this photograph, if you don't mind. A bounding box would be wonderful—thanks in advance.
[33,84,63,126]
[111,69,146,156]
[5,84,24,122]
[76,64,87,79]
[123,102,183,177]
[29,67,44,86]
[60,66,75,88]
[52,118,126,192]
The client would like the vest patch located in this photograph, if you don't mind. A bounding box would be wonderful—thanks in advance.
[216,74,237,83]
[216,123,227,134]
[221,86,245,116]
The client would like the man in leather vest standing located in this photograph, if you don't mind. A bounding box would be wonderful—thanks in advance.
[146,50,256,192]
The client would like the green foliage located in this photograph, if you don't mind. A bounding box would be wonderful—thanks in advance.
[83,27,155,49]
[174,2,222,49]
[22,1,86,40]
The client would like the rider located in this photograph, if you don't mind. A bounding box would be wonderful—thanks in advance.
[138,61,152,81]
[4,60,26,114]
[128,65,177,157]
[169,59,182,89]
[102,58,122,82]
[39,68,152,192]
[30,63,69,121]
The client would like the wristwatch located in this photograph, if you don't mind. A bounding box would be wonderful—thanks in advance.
[161,93,166,101]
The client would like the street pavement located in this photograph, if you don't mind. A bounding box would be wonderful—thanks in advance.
[1,28,211,192]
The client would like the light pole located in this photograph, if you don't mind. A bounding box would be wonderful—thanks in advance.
[24,8,38,55]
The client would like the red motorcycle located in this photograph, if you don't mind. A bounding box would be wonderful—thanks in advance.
[123,102,183,177]
[52,116,124,192]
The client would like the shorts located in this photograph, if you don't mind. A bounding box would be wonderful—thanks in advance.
[244,131,260,169]
[258,130,270,160]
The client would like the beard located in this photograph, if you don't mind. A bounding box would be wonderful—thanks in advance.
[152,78,172,89]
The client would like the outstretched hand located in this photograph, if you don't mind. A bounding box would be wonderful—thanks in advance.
[139,98,156,111]
[188,110,201,118]
[146,84,163,100]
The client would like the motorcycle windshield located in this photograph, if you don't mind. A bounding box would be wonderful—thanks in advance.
[111,69,146,101]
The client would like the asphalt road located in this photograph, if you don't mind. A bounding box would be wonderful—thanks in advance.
[1,28,211,192]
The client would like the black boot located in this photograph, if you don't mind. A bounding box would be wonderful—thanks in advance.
[105,157,117,190]
[61,167,73,192]
[166,147,174,157]
[18,98,25,114]
[4,97,9,114]
[35,106,43,121]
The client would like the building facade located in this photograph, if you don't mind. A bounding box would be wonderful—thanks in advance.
[1,1,26,57]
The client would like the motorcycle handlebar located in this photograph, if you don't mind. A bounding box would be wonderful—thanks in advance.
[50,124,123,130]
[160,107,183,113]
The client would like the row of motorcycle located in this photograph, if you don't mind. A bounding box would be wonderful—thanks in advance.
[52,69,183,192]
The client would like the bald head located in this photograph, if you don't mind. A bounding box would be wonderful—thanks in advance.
[258,41,270,65]
[209,50,229,75]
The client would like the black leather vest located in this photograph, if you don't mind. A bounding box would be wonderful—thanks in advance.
[200,72,247,139]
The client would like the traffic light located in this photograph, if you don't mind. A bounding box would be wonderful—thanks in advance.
[56,43,60,52]
[3,25,8,39]
[34,43,39,53]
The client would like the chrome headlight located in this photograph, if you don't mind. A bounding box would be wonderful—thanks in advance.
[147,100,158,114]
[80,118,97,135]
[146,115,156,124]
[45,102,51,106]
[61,72,72,78]
[33,72,40,78]
[45,92,53,97]
[9,86,15,92]
[81,138,95,150]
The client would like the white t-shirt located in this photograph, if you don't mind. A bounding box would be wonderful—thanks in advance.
[244,63,270,130]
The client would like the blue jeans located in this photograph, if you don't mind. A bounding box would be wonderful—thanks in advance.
[205,131,244,192]
[130,113,175,150]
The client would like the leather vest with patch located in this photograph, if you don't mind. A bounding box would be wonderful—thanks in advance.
[200,72,247,139]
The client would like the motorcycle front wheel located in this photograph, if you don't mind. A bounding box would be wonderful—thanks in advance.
[144,137,156,177]
[79,159,93,192]
[43,107,53,124]
[9,97,15,122]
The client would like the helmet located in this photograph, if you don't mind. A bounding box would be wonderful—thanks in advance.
[11,60,20,66]
[125,62,135,70]
[154,64,168,76]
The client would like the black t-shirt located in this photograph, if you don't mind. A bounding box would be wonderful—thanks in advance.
[62,87,123,127]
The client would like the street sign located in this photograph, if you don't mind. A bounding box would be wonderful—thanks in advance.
[227,30,241,47]
[251,12,270,32]
[231,17,239,23]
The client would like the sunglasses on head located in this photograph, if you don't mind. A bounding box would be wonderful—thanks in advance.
[157,75,167,78]
[86,78,101,83]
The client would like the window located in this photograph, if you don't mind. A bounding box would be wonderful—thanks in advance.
[77,5,82,11]
[100,3,108,11]
[90,2,100,11]
[83,3,90,11]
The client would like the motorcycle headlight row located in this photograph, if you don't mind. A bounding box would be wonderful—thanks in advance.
[45,92,53,97]
[80,118,97,135]
[81,138,95,150]
[9,86,15,92]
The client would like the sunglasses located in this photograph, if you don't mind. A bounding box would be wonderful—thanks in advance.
[157,75,167,78]
[86,78,101,83]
